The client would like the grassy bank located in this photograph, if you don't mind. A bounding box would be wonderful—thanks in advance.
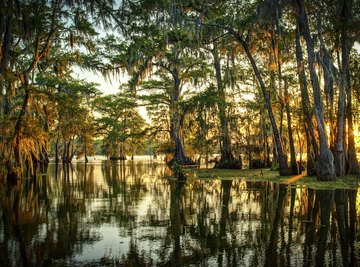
[186,168,360,190]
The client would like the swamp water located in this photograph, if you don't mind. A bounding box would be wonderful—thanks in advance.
[0,159,359,266]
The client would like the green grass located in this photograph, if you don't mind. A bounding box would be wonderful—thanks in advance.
[186,168,360,189]
[293,175,359,189]
[186,168,285,182]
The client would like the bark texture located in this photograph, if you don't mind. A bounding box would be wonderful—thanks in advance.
[295,25,318,175]
[317,14,346,176]
[339,0,360,174]
[212,45,241,169]
[294,0,336,181]
[168,69,194,166]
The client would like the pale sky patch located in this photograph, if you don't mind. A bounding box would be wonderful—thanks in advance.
[73,66,123,95]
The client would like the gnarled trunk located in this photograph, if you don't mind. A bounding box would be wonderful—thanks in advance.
[295,25,318,175]
[169,69,194,166]
[334,73,346,176]
[212,45,241,169]
[294,0,336,181]
[317,14,346,176]
[339,0,359,174]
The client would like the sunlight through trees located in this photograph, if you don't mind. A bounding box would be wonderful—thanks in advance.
[1,0,360,181]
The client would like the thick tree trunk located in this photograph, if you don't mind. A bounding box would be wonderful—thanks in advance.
[334,74,346,176]
[294,0,336,181]
[318,22,335,151]
[212,45,241,169]
[305,130,317,176]
[169,70,194,166]
[339,0,360,174]
[317,14,346,176]
[62,141,70,163]
[233,34,289,175]
[67,141,71,162]
[295,26,318,175]
[55,141,59,164]
[62,141,67,163]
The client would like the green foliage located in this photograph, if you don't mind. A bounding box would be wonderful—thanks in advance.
[1,0,360,180]
[170,163,187,179]
[270,162,280,171]
[93,93,148,158]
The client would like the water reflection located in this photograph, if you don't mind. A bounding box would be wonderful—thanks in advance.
[0,161,359,266]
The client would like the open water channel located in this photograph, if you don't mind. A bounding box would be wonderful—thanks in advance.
[0,158,359,266]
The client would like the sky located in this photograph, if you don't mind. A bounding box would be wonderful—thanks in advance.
[74,67,121,95]
[74,67,150,121]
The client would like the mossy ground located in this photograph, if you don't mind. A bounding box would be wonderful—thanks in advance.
[186,168,360,190]
[294,175,359,189]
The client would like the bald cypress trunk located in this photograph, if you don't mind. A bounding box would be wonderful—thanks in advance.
[339,0,360,174]
[295,26,318,175]
[169,68,194,166]
[334,73,346,176]
[317,15,346,176]
[294,0,336,181]
[212,44,241,169]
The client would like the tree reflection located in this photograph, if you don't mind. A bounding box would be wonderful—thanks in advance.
[167,179,185,266]
[217,180,232,266]
[264,184,287,266]
[300,188,359,267]
[302,188,318,267]
[285,187,296,267]
[0,164,104,266]
[315,190,334,266]
[0,162,359,266]
[348,189,357,266]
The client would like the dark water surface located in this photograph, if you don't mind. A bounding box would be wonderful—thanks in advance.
[0,160,359,266]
